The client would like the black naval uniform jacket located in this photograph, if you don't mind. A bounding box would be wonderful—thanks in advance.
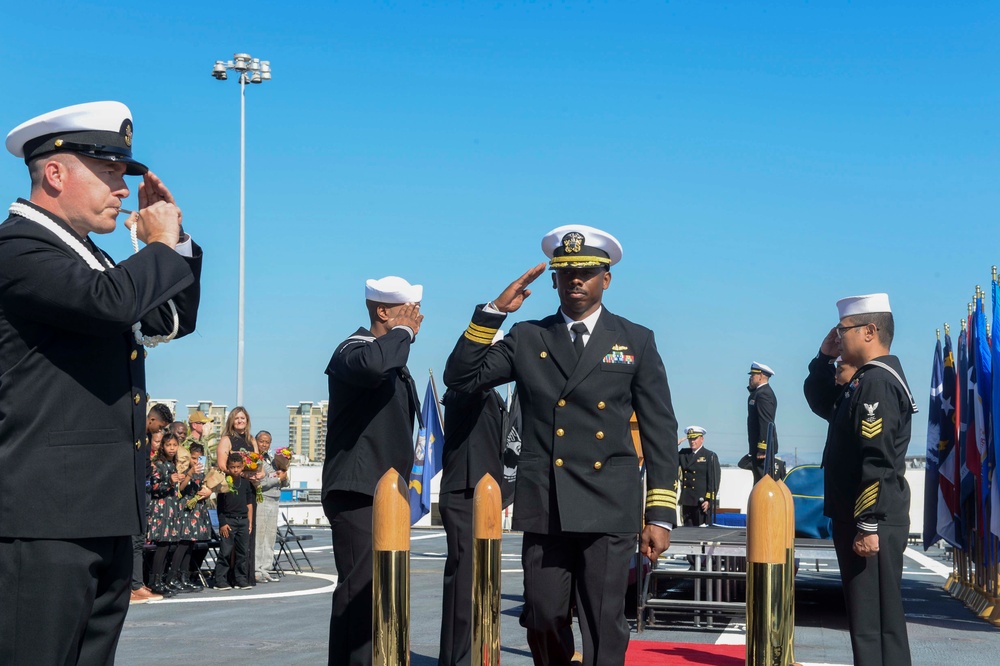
[322,327,419,498]
[747,382,778,458]
[444,306,679,534]
[679,445,721,508]
[0,202,201,539]
[440,388,506,494]
[807,353,914,533]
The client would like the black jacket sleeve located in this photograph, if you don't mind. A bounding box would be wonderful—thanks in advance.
[803,353,839,421]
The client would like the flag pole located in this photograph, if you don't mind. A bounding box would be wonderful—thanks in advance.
[428,369,445,427]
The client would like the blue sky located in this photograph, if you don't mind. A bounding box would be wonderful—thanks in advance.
[2,2,997,462]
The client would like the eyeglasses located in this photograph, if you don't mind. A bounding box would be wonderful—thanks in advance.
[836,323,870,339]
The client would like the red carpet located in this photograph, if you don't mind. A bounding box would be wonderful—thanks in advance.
[625,640,745,665]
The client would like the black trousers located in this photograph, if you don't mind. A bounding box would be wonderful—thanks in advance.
[681,504,710,527]
[520,531,635,666]
[439,489,476,666]
[0,535,131,665]
[832,520,911,666]
[214,514,250,587]
[323,490,374,666]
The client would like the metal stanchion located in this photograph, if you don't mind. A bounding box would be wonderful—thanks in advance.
[746,474,792,666]
[472,474,502,665]
[373,469,409,666]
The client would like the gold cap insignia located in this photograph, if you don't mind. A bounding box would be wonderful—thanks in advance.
[562,231,584,254]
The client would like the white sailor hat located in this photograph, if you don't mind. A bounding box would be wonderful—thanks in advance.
[6,101,148,175]
[749,362,774,377]
[542,225,623,270]
[365,276,423,304]
[685,426,707,439]
[836,293,891,319]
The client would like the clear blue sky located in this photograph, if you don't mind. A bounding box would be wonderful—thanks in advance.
[2,2,997,462]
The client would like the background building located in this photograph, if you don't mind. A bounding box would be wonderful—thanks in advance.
[288,400,329,461]
[147,398,178,421]
[186,400,228,439]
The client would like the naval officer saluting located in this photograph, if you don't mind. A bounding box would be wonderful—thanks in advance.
[745,361,779,483]
[0,101,202,664]
[444,225,679,666]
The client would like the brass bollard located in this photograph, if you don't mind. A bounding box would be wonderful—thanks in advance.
[373,469,410,666]
[746,475,791,666]
[472,474,503,666]
[775,478,796,664]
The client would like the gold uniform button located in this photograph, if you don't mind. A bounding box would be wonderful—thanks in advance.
[143,350,148,359]
[133,394,140,404]
[595,431,604,440]
[556,428,565,437]
[557,399,566,407]
[555,458,564,467]
[593,461,603,470]
[540,351,548,359]
[135,440,142,450]
[597,401,606,410]
[130,350,138,361]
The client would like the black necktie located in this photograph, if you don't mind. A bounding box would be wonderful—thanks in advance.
[571,322,588,358]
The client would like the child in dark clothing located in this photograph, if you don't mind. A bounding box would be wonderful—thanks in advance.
[212,452,254,590]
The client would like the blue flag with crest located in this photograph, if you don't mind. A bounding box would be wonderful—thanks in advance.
[409,378,444,525]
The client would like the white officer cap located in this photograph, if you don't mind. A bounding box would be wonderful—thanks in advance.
[6,101,148,175]
[749,362,774,377]
[836,293,891,319]
[685,426,706,439]
[542,225,623,270]
[365,276,422,304]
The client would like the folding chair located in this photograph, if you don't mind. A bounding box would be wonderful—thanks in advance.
[273,512,315,573]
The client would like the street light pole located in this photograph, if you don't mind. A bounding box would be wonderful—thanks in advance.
[212,53,271,408]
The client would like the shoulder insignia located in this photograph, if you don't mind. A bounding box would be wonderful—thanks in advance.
[864,402,879,419]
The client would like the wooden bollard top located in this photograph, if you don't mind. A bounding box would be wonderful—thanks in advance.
[746,475,788,564]
[776,479,795,549]
[473,474,502,540]
[373,468,410,551]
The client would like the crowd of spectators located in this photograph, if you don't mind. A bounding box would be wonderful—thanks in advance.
[130,405,290,604]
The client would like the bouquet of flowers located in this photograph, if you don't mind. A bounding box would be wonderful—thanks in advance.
[241,451,261,473]
[273,447,293,472]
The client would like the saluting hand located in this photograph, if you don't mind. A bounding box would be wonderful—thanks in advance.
[386,303,424,338]
[820,326,840,357]
[493,262,547,313]
[125,171,182,248]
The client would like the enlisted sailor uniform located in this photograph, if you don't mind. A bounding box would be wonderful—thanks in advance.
[321,276,422,666]
[438,387,506,666]
[0,102,201,665]
[812,354,915,666]
[805,293,914,666]
[747,376,778,483]
[678,436,720,527]
[445,303,678,665]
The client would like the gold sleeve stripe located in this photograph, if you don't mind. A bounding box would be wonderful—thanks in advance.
[646,489,678,499]
[464,322,499,344]
[757,442,767,450]
[854,482,880,514]
[854,496,877,516]
[860,418,883,439]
